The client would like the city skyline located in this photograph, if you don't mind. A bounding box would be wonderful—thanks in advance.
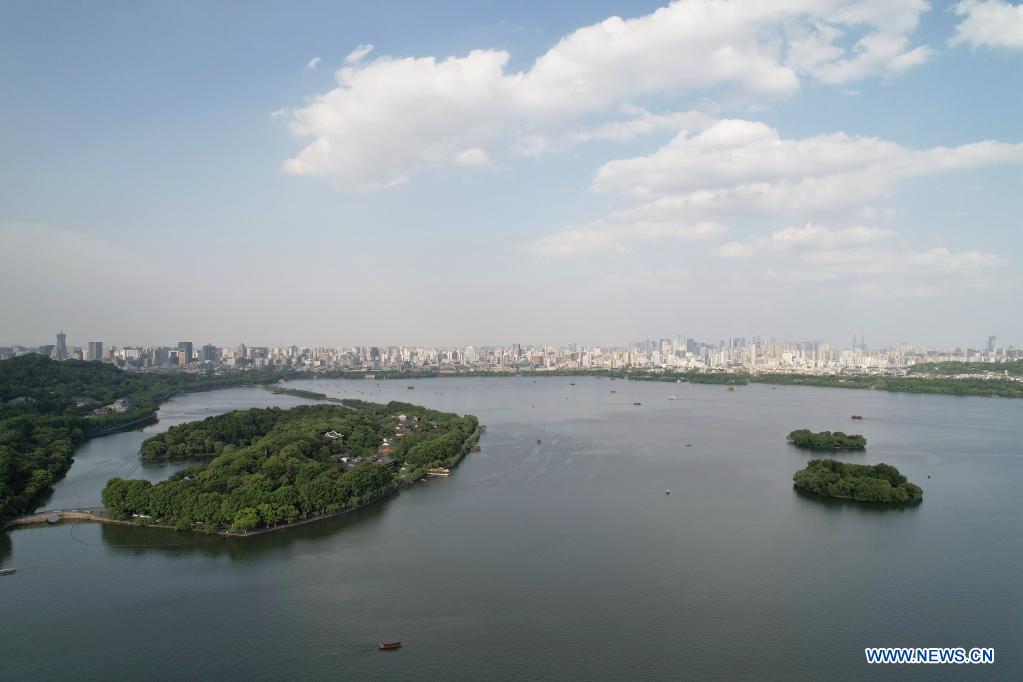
[2,1,1021,346]
[0,327,1016,355]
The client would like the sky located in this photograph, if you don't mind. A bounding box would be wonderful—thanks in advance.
[1,0,1021,349]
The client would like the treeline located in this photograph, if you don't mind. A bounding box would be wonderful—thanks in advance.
[264,386,331,400]
[102,401,479,532]
[787,429,866,450]
[793,459,923,503]
[0,354,291,522]
[907,360,1023,377]
[750,373,1023,398]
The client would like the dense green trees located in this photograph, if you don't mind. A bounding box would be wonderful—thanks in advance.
[0,354,293,521]
[793,458,923,503]
[102,401,479,533]
[787,429,866,450]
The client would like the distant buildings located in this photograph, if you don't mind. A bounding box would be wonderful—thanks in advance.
[55,331,67,361]
[177,341,193,366]
[2,331,1019,379]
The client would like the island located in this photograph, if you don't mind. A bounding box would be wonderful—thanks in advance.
[102,400,480,533]
[0,354,293,523]
[793,458,923,503]
[787,429,866,450]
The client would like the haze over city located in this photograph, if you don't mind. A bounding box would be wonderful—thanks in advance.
[2,0,1021,347]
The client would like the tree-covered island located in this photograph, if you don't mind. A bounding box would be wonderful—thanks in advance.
[793,459,923,503]
[102,400,479,533]
[787,429,866,450]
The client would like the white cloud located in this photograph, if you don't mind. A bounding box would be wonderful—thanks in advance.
[907,247,1007,270]
[716,241,756,258]
[527,118,1021,261]
[528,218,723,256]
[594,119,1023,200]
[454,148,491,167]
[306,56,322,71]
[345,44,375,64]
[281,1,936,189]
[950,1,1023,50]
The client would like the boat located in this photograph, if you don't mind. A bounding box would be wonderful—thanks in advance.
[850,415,863,420]
[537,438,542,445]
[407,386,414,390]
[569,382,575,386]
[0,568,15,576]
[427,468,450,477]
[668,395,678,400]
[633,402,642,406]
[378,641,402,651]
[665,490,670,495]
[685,443,692,447]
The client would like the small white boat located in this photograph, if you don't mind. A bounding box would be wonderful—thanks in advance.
[665,490,670,495]
[0,568,16,576]
[668,395,678,400]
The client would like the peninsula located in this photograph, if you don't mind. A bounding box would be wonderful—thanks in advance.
[0,354,292,523]
[793,459,923,503]
[102,400,480,533]
[787,429,866,450]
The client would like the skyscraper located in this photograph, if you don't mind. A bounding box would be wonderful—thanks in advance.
[55,331,67,361]
[987,335,997,352]
[87,341,103,361]
[201,344,218,363]
[178,341,193,365]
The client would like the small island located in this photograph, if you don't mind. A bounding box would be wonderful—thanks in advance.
[102,400,480,533]
[793,459,923,503]
[787,429,866,450]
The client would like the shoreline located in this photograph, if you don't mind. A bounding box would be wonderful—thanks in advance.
[6,427,482,539]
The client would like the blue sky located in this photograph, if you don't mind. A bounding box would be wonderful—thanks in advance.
[1,0,1021,348]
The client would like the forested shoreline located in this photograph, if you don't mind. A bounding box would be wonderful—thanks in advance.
[102,401,479,533]
[0,355,291,522]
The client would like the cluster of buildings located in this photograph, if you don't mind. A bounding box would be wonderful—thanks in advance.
[1,331,1019,377]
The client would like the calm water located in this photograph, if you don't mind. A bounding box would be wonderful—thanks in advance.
[2,377,1020,680]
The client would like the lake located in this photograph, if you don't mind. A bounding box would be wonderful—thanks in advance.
[2,377,1020,679]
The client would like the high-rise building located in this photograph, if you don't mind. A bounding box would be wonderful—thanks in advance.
[87,341,103,361]
[178,341,193,365]
[55,331,68,361]
[988,335,997,352]
[201,344,218,363]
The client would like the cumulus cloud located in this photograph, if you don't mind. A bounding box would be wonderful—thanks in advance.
[529,119,1022,262]
[528,218,723,256]
[594,119,1023,200]
[281,1,936,189]
[716,241,756,258]
[950,0,1023,50]
[305,56,322,71]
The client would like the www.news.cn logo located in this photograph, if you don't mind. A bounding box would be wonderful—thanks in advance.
[865,647,995,665]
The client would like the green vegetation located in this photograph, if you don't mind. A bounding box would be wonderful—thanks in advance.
[263,386,332,401]
[103,401,479,533]
[313,367,1022,397]
[907,360,1023,376]
[787,429,866,450]
[0,354,291,522]
[750,372,1023,398]
[793,459,923,503]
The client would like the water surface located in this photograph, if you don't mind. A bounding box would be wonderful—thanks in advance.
[2,378,1020,679]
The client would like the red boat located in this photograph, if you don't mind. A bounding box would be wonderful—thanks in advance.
[378,641,402,651]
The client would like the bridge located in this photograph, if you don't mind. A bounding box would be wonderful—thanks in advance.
[2,507,123,530]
